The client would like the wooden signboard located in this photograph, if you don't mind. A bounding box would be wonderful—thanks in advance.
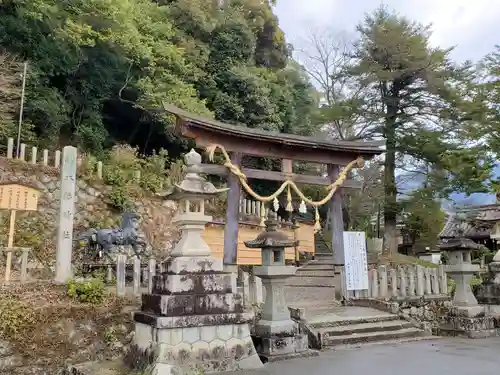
[0,183,40,282]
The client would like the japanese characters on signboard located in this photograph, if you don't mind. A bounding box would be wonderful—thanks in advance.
[343,231,369,291]
[0,184,39,211]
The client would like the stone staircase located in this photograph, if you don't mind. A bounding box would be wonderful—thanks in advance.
[306,312,430,350]
[285,245,339,312]
[284,233,433,351]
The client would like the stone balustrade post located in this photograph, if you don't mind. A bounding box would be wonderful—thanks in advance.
[133,258,141,296]
[399,267,407,298]
[431,268,440,295]
[378,265,388,299]
[389,268,398,297]
[370,268,379,298]
[438,266,448,295]
[408,266,416,297]
[116,254,126,297]
[424,268,432,295]
[416,265,425,296]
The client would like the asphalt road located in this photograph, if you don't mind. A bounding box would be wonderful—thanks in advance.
[221,337,500,375]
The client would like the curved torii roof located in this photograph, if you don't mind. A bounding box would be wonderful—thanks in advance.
[163,103,385,165]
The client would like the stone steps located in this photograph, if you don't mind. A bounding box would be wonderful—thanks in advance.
[307,315,428,350]
[301,263,336,270]
[285,276,336,287]
[295,270,336,277]
[285,286,337,306]
[309,314,400,328]
[316,320,413,336]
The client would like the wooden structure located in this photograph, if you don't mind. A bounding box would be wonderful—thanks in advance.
[0,182,40,281]
[439,206,500,252]
[164,104,385,265]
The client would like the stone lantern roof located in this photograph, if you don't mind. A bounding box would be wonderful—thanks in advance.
[438,237,486,251]
[244,211,298,249]
[162,148,228,200]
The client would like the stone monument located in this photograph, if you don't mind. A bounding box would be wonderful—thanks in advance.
[438,237,497,338]
[55,145,77,283]
[127,149,263,375]
[244,211,313,362]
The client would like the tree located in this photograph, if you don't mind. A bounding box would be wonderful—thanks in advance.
[474,45,500,191]
[296,29,372,140]
[349,7,492,255]
[400,188,445,252]
[0,52,21,143]
[0,0,315,160]
[342,158,384,234]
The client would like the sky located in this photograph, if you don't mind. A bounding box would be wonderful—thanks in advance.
[274,0,500,63]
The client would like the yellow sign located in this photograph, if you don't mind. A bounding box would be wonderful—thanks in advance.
[0,183,39,211]
[0,183,41,282]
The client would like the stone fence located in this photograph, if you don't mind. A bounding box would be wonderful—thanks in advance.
[339,264,449,302]
[111,254,158,297]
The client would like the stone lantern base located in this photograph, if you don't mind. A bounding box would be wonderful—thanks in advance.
[250,269,317,362]
[126,256,263,374]
[437,305,498,338]
[252,323,314,363]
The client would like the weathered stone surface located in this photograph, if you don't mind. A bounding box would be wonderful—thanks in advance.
[166,256,224,274]
[129,321,263,374]
[439,315,499,338]
[141,293,243,317]
[134,311,255,329]
[153,272,236,295]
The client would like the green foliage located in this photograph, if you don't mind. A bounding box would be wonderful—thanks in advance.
[101,144,170,210]
[0,0,315,165]
[104,326,119,345]
[66,278,105,305]
[342,7,493,254]
[0,296,36,339]
[400,188,445,252]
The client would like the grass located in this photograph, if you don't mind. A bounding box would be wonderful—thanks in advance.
[376,253,440,268]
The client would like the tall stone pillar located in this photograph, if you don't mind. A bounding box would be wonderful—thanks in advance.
[128,149,263,374]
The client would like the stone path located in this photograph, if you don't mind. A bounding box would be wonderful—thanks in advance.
[220,337,500,375]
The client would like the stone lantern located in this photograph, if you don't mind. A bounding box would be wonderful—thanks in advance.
[439,237,483,316]
[438,237,496,337]
[168,148,228,258]
[129,149,263,374]
[244,211,311,361]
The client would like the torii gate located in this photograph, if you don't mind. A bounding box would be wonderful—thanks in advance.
[164,104,385,266]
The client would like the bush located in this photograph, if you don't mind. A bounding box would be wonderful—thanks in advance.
[101,145,170,210]
[67,278,106,304]
[0,296,36,338]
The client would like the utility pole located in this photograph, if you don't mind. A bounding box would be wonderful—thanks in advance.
[16,61,28,158]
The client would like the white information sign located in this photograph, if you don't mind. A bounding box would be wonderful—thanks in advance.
[343,231,369,291]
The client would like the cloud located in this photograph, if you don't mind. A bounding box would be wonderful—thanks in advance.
[275,0,500,62]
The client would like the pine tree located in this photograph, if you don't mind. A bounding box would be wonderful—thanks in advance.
[350,7,492,255]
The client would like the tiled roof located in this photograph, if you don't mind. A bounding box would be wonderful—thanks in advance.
[439,205,500,239]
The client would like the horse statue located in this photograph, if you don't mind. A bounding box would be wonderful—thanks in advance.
[75,211,148,262]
